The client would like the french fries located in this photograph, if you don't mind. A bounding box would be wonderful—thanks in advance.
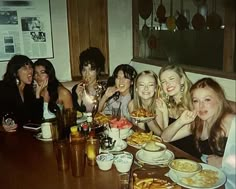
[133,174,181,189]
[94,113,111,125]
[127,131,162,147]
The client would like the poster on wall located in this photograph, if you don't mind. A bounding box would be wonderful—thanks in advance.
[0,0,53,62]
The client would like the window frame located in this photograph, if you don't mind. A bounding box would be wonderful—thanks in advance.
[132,0,236,79]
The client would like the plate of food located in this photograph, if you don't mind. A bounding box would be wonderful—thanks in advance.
[133,170,181,189]
[168,163,226,189]
[94,113,112,125]
[130,108,155,122]
[127,131,162,149]
[136,149,175,166]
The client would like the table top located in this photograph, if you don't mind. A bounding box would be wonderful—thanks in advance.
[0,130,224,189]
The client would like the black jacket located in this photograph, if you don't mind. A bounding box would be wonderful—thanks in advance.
[0,80,43,127]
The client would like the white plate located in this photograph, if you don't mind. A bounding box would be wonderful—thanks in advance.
[99,139,127,153]
[130,116,154,122]
[127,135,162,149]
[168,163,226,189]
[135,149,175,166]
[35,133,52,142]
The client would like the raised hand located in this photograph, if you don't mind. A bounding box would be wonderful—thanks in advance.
[156,98,168,114]
[104,86,119,99]
[76,82,86,100]
[35,79,48,98]
[179,110,197,125]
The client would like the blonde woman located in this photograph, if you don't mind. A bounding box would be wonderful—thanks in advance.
[158,64,200,157]
[128,71,165,136]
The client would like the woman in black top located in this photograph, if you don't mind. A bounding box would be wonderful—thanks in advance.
[0,55,44,132]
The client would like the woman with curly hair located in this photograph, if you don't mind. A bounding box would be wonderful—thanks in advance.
[0,55,44,132]
[72,47,106,113]
[34,58,73,120]
[98,64,137,120]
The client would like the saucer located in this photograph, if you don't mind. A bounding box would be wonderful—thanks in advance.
[35,133,52,142]
[135,149,174,166]
[99,139,127,153]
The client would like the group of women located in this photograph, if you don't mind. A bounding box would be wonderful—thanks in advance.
[0,48,235,188]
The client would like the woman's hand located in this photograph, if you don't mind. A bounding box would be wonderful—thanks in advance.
[76,82,85,100]
[208,155,222,168]
[35,79,48,98]
[179,110,197,125]
[3,124,17,132]
[156,98,168,114]
[104,86,118,99]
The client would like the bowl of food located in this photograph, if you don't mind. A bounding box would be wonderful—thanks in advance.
[113,151,133,173]
[109,118,132,139]
[96,153,114,171]
[141,141,167,160]
[168,159,202,178]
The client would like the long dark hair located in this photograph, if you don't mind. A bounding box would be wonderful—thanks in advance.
[190,78,233,156]
[3,54,33,85]
[34,59,62,113]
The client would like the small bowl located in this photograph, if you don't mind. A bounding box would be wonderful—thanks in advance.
[114,152,133,173]
[141,142,167,160]
[96,153,114,171]
[168,159,202,178]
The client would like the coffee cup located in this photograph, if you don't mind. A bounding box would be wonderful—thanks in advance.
[41,122,52,139]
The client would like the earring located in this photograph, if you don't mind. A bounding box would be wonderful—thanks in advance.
[180,84,184,92]
[16,78,19,85]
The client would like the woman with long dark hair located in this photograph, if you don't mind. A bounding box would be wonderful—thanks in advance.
[34,58,73,120]
[0,55,44,132]
[98,64,137,120]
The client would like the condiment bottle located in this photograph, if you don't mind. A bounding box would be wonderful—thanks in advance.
[86,112,95,137]
[69,126,81,142]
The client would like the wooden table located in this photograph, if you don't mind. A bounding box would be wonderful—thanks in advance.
[0,130,224,189]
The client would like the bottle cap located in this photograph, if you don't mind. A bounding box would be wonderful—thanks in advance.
[70,126,78,133]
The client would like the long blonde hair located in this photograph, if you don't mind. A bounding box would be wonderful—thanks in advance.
[133,70,158,114]
[190,78,233,156]
[158,64,192,117]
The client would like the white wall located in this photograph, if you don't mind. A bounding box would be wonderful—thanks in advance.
[1,0,235,101]
[107,0,133,74]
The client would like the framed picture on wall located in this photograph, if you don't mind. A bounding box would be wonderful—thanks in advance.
[0,0,54,61]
